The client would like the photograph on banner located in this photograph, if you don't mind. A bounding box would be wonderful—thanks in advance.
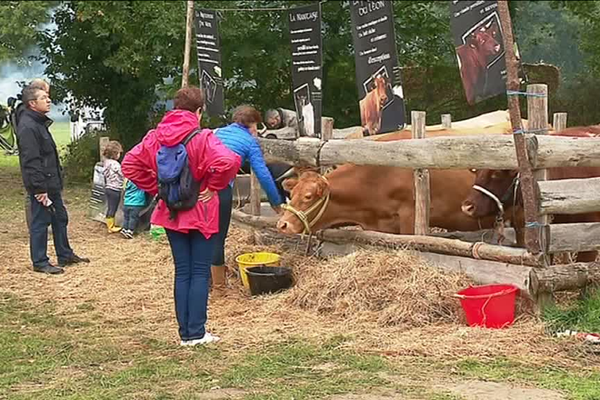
[451,0,525,105]
[288,3,322,138]
[194,8,224,116]
[350,0,406,137]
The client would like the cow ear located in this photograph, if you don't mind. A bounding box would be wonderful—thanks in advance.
[282,178,299,191]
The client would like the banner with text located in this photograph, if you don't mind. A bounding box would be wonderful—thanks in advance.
[450,0,524,105]
[350,0,405,136]
[194,8,224,116]
[288,3,323,138]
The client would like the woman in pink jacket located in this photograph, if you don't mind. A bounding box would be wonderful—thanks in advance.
[122,87,241,346]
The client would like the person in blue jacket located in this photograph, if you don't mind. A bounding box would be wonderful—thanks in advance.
[212,105,284,294]
[121,179,148,239]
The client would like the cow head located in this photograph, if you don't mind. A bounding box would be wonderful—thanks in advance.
[374,75,388,107]
[276,169,329,234]
[461,169,519,219]
[469,21,501,58]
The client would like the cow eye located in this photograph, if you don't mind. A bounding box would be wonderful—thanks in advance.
[304,193,313,200]
[469,169,477,174]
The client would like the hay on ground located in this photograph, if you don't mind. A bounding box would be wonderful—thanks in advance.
[279,249,472,328]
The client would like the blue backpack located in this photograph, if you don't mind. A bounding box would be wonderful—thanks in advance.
[156,128,201,220]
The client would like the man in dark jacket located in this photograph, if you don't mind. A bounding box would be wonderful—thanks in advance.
[17,84,89,274]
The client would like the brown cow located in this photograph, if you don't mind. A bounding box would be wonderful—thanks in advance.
[275,127,514,235]
[456,20,502,105]
[359,74,388,136]
[461,128,600,262]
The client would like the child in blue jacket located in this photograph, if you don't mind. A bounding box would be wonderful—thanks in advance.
[211,105,284,293]
[121,179,148,239]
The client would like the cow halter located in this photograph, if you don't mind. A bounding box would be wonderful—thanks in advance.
[280,176,330,235]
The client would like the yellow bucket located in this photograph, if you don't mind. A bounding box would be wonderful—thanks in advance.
[235,252,281,288]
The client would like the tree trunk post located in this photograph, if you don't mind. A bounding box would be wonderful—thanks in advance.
[441,114,452,129]
[412,111,430,235]
[99,136,109,163]
[498,0,542,255]
[182,0,194,88]
[553,112,567,132]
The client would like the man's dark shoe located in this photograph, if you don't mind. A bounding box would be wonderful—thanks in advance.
[33,264,64,274]
[58,254,90,267]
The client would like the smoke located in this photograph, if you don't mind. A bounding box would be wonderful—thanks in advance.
[0,56,67,121]
[0,15,67,121]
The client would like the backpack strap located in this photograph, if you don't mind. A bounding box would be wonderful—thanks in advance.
[182,128,202,146]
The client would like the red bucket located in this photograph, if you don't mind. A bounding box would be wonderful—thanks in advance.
[455,284,519,329]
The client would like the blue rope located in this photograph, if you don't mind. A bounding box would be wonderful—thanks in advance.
[512,128,548,135]
[525,221,543,228]
[506,90,547,98]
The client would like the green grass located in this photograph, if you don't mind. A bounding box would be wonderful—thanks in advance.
[50,120,72,149]
[457,358,600,400]
[543,289,600,334]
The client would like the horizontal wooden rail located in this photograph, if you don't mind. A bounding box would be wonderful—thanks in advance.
[538,177,600,215]
[259,135,600,169]
[549,222,600,253]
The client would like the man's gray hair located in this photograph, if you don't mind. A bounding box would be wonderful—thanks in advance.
[29,78,50,91]
[265,109,279,121]
[21,85,45,108]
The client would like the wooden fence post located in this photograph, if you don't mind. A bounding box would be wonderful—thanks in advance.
[412,111,430,235]
[99,136,109,163]
[321,117,334,141]
[441,114,452,129]
[527,84,551,264]
[553,112,567,132]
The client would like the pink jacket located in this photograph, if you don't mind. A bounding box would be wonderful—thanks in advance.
[121,110,241,237]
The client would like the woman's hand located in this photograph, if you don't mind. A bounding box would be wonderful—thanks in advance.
[198,188,215,203]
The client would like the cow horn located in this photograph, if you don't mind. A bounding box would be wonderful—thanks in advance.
[276,167,297,182]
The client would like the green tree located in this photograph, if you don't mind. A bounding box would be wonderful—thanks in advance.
[0,1,55,62]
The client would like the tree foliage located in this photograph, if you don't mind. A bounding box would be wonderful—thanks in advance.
[0,1,55,62]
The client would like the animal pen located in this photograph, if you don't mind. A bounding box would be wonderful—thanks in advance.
[232,83,600,308]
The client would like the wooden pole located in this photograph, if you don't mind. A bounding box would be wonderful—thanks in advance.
[497,0,542,255]
[412,111,430,235]
[182,0,194,88]
[527,84,550,266]
[553,112,567,132]
[321,117,334,141]
[441,114,452,129]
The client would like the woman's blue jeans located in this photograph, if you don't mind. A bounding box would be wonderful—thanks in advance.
[165,229,216,341]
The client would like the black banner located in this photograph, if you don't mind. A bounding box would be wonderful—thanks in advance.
[194,8,224,116]
[288,3,323,138]
[450,1,522,105]
[350,1,405,136]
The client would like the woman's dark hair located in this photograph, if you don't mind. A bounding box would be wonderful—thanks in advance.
[232,105,262,128]
[173,86,205,113]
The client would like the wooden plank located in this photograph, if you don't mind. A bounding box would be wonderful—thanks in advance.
[549,222,600,253]
[553,112,567,131]
[412,111,430,235]
[441,114,452,128]
[538,177,600,215]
